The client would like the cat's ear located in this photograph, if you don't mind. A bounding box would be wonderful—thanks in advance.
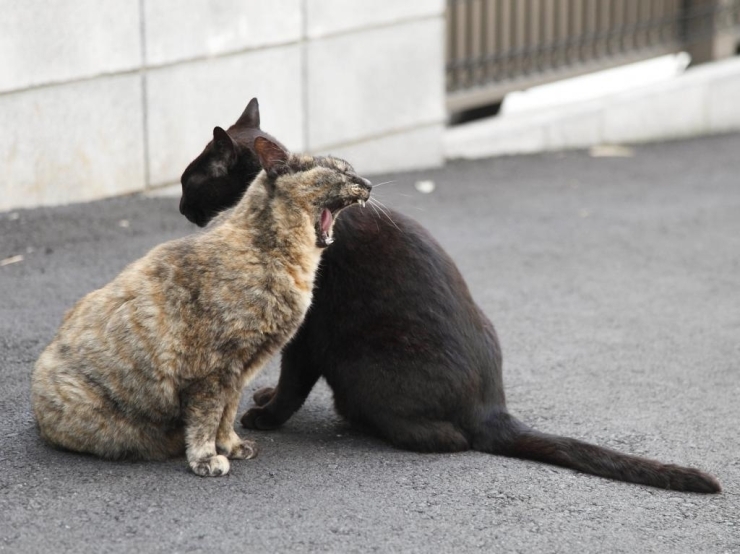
[212,126,236,165]
[236,98,260,128]
[253,136,289,176]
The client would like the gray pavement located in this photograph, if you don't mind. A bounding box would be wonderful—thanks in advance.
[1,133,739,553]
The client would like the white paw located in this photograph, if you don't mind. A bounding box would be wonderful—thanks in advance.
[189,454,230,477]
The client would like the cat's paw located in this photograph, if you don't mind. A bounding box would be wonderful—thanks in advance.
[217,430,258,459]
[240,407,283,430]
[216,429,241,456]
[189,455,230,477]
[252,387,276,407]
[228,438,258,460]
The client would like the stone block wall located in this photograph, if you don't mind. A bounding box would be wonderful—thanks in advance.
[0,0,445,212]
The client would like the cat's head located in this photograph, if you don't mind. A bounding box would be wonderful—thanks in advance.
[252,137,372,248]
[179,98,286,227]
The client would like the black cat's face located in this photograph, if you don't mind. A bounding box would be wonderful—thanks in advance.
[179,98,283,227]
[179,137,258,227]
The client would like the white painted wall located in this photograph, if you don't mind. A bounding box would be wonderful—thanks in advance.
[0,0,445,212]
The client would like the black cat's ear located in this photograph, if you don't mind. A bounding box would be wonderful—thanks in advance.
[253,136,289,176]
[213,126,234,149]
[212,126,236,165]
[236,98,260,128]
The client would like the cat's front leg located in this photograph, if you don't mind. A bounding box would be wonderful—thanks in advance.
[241,333,321,430]
[216,388,258,460]
[183,378,231,477]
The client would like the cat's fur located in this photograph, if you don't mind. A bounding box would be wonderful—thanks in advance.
[178,99,720,492]
[32,137,371,477]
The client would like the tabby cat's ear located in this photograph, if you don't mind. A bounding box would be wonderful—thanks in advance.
[253,136,289,176]
[236,98,260,128]
[212,127,236,166]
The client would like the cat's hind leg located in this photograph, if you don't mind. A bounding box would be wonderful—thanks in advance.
[369,416,471,453]
[216,388,258,460]
[32,368,183,460]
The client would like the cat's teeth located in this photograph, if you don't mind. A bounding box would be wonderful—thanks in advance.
[325,235,334,245]
[359,199,366,208]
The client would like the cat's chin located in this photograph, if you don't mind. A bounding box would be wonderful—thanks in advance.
[317,233,334,248]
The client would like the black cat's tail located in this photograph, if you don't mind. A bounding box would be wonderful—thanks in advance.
[473,410,721,493]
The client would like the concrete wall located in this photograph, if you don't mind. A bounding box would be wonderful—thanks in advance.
[0,1,445,212]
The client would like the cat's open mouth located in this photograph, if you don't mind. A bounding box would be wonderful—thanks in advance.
[316,198,367,247]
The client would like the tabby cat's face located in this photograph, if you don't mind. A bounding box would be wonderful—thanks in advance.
[273,154,372,248]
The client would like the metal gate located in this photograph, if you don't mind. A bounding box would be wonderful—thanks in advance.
[447,0,740,112]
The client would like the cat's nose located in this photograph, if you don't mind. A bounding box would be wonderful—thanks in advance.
[361,177,372,189]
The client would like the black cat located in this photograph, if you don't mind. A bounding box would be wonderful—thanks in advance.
[179,98,287,227]
[179,98,721,493]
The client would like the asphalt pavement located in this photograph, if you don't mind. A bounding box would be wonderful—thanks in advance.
[1,133,739,553]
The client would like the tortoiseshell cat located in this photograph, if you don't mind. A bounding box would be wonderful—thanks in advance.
[31,137,371,476]
[179,99,720,492]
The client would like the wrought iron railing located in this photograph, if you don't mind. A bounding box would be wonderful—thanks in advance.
[447,0,740,112]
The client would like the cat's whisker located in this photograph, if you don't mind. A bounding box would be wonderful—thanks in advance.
[368,199,382,220]
[369,198,401,232]
[368,200,386,232]
[370,180,396,188]
[369,196,392,215]
[364,200,382,232]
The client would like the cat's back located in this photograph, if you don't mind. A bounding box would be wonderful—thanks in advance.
[30,233,205,396]
[321,207,478,309]
[305,206,502,410]
[30,230,238,456]
[311,205,492,355]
